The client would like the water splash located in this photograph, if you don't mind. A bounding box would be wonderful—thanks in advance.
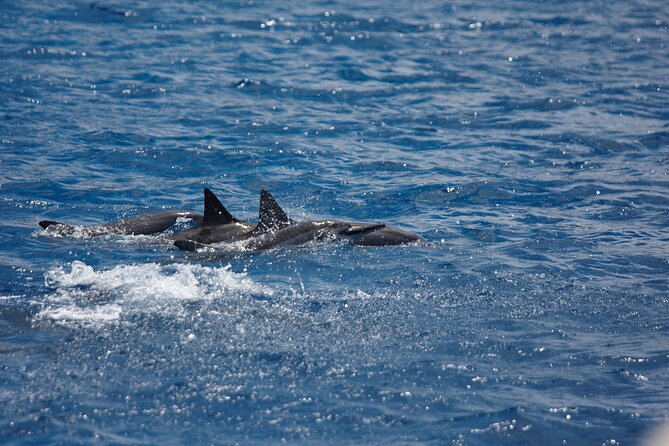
[37,260,272,327]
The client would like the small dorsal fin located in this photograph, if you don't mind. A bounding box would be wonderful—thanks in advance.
[39,220,63,229]
[255,189,293,233]
[203,188,238,225]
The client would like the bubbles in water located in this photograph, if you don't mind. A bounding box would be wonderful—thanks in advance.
[37,261,272,327]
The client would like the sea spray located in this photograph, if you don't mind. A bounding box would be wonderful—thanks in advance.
[38,261,272,326]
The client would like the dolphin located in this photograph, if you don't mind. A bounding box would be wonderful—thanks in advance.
[39,210,202,237]
[168,188,255,244]
[173,189,386,252]
[252,189,422,247]
[243,190,385,250]
[347,224,421,246]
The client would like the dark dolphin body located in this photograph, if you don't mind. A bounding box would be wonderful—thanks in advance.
[168,188,255,244]
[248,220,383,250]
[252,190,421,247]
[348,225,421,246]
[173,189,417,252]
[242,190,385,250]
[39,211,202,237]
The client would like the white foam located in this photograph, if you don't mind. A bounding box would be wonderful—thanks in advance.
[0,295,22,302]
[44,304,123,326]
[37,260,272,327]
[45,260,97,287]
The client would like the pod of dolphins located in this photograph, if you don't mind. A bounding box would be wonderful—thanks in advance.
[39,188,422,251]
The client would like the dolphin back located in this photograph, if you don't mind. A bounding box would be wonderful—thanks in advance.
[39,211,202,237]
[105,211,203,235]
[350,225,422,246]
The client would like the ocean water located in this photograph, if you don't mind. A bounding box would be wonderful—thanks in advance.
[1,0,669,444]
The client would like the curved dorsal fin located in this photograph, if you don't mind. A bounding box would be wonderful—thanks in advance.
[203,188,239,225]
[39,220,64,229]
[255,189,293,233]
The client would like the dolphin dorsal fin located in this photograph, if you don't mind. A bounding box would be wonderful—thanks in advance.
[255,189,293,233]
[203,188,238,225]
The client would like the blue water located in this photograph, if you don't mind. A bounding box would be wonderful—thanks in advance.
[2,0,669,444]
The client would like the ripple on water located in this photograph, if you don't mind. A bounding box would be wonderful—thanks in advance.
[1,0,669,443]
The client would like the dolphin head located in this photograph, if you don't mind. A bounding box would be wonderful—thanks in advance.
[338,222,386,236]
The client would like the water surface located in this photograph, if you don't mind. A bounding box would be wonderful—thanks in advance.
[1,0,669,444]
